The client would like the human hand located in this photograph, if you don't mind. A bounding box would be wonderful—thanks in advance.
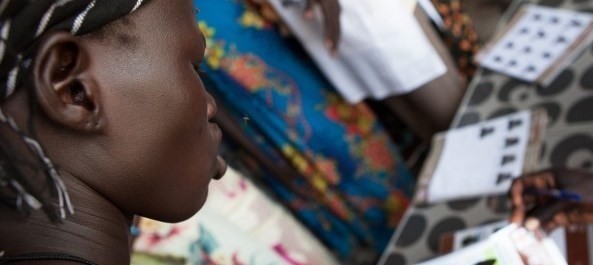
[303,0,341,54]
[509,168,593,232]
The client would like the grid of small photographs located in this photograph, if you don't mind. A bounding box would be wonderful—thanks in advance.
[478,5,593,84]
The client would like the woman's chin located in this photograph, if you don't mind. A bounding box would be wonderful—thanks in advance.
[147,189,209,223]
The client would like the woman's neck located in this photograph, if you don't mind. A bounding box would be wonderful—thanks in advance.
[0,172,133,265]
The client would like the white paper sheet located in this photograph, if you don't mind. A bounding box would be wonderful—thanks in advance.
[478,5,593,84]
[451,222,569,260]
[267,0,446,104]
[453,221,509,250]
[417,224,567,265]
[427,111,531,202]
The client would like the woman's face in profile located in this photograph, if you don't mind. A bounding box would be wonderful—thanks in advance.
[79,0,226,222]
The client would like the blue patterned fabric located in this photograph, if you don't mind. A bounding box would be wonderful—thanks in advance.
[196,0,415,260]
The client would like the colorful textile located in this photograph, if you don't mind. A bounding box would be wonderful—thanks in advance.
[132,167,339,265]
[196,0,415,261]
[431,0,480,80]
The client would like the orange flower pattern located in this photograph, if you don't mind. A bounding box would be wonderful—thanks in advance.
[197,1,415,261]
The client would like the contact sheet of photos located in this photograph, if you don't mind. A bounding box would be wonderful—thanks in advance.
[476,4,593,86]
[414,109,547,204]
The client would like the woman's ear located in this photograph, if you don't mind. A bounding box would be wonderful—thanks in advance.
[33,31,104,132]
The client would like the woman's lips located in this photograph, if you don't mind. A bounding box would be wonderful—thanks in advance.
[209,122,222,144]
[214,155,227,180]
[208,122,226,180]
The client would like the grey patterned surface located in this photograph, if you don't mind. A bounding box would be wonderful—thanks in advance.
[378,0,593,264]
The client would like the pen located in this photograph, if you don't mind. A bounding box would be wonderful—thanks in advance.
[525,188,582,202]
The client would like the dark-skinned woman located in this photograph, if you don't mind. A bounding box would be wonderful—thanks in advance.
[0,1,226,264]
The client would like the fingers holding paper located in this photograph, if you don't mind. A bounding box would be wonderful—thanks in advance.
[509,170,557,225]
[304,0,341,53]
[509,168,593,231]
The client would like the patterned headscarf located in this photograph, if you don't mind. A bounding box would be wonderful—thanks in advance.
[0,0,151,221]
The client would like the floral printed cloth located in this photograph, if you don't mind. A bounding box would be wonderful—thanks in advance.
[431,0,480,80]
[195,0,415,261]
[132,167,339,265]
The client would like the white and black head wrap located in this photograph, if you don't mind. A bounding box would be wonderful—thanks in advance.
[0,0,150,222]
